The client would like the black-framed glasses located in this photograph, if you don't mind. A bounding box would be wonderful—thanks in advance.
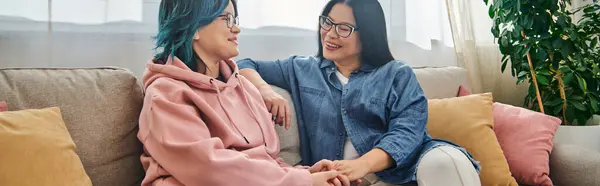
[319,15,357,38]
[218,13,239,29]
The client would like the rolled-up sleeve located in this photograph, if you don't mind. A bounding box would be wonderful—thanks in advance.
[373,66,428,183]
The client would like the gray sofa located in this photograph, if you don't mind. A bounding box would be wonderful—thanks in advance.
[0,66,598,186]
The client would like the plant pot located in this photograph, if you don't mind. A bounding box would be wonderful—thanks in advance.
[586,115,600,126]
[553,125,600,152]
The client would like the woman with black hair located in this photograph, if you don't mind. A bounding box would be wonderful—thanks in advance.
[238,0,481,185]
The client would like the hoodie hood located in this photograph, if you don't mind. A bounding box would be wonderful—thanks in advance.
[141,55,269,147]
[142,56,239,90]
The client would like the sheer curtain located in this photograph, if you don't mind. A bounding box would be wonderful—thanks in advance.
[446,0,528,106]
[1,0,457,78]
[237,0,456,67]
[0,0,142,24]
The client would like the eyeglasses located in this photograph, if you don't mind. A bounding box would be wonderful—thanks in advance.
[319,15,357,38]
[218,13,239,29]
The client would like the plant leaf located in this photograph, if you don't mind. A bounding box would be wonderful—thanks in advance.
[572,101,587,111]
[536,74,550,85]
[526,17,534,29]
[593,63,600,75]
[545,98,564,106]
[565,105,575,124]
[560,67,572,73]
[518,71,528,78]
[538,68,551,75]
[489,3,495,18]
[564,72,575,85]
[501,55,510,73]
[589,95,599,112]
[570,95,584,101]
[536,49,548,63]
[553,38,563,50]
[557,15,567,28]
[570,31,579,40]
[576,74,588,92]
[591,37,598,48]
[553,105,564,116]
[501,37,509,48]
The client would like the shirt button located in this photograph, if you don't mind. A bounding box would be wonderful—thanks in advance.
[339,133,343,136]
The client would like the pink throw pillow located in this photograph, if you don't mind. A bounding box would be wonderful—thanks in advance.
[0,101,7,112]
[458,86,561,186]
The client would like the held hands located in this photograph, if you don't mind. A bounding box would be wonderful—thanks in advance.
[333,159,371,182]
[309,160,361,186]
[256,84,291,129]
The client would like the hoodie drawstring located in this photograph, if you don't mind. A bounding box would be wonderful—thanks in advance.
[235,73,268,147]
[210,78,250,144]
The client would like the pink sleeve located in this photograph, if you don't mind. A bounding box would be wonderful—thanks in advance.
[276,157,293,168]
[140,88,312,186]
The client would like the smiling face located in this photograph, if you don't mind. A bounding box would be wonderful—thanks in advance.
[193,0,241,61]
[320,3,361,63]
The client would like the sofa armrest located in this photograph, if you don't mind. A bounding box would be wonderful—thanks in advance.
[550,144,600,186]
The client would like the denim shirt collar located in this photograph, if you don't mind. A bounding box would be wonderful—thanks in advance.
[318,59,378,73]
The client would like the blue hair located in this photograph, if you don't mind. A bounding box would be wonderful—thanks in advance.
[153,0,237,72]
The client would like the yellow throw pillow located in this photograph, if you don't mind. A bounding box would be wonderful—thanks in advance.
[0,107,91,186]
[426,93,518,186]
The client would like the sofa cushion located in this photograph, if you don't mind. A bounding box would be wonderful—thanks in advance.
[0,68,145,186]
[426,93,518,186]
[0,101,6,112]
[550,144,600,186]
[0,107,92,186]
[414,66,468,99]
[459,86,561,186]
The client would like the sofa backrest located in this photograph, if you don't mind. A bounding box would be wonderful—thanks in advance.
[274,66,470,165]
[0,65,469,183]
[0,68,145,186]
[413,66,469,99]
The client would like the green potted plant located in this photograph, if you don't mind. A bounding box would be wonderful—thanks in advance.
[485,0,600,150]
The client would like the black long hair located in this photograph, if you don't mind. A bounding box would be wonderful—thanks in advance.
[316,0,395,67]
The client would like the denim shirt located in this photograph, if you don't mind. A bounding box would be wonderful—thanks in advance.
[237,56,479,184]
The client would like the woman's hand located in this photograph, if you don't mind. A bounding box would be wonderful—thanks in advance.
[311,171,344,186]
[256,84,291,130]
[333,159,371,182]
[308,160,337,173]
[308,160,358,186]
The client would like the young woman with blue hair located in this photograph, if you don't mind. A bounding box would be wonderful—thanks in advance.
[137,0,351,185]
[238,0,482,185]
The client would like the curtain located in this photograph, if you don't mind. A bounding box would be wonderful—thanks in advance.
[236,0,457,67]
[0,0,142,24]
[446,0,529,106]
[1,0,458,78]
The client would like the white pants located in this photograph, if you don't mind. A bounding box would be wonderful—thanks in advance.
[363,146,481,186]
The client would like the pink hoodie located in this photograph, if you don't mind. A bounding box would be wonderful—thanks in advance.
[137,57,311,186]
